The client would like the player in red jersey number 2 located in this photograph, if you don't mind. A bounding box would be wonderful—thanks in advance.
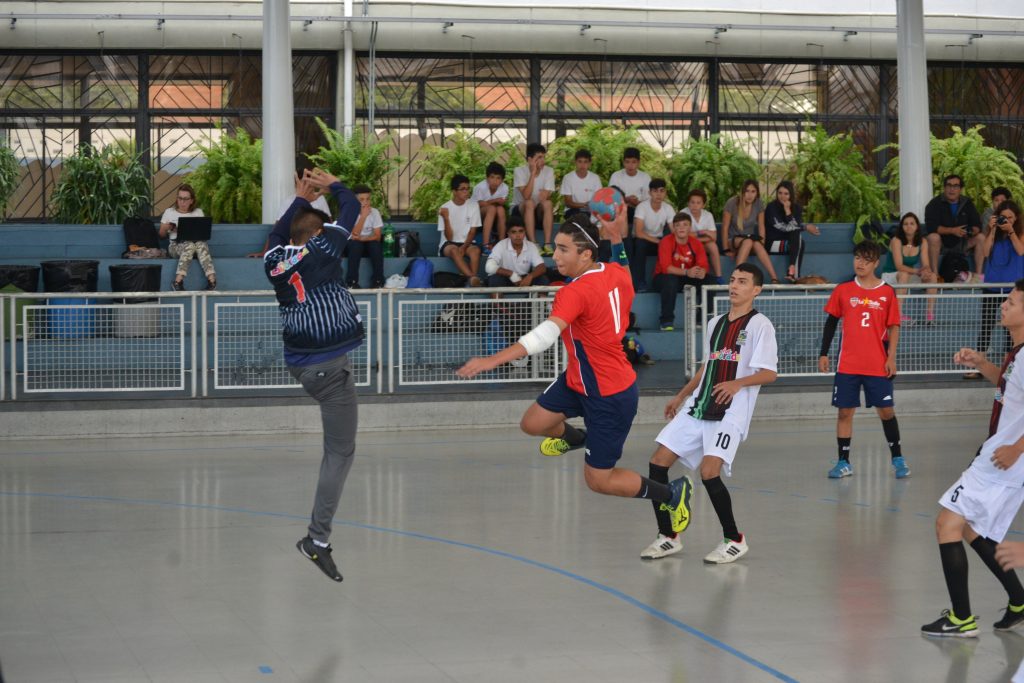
[457,210,692,534]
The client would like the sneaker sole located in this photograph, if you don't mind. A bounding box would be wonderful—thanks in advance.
[921,629,979,638]
[704,546,748,564]
[994,619,1024,632]
[641,543,683,560]
[828,470,853,479]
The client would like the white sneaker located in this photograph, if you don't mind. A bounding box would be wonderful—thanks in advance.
[640,534,683,559]
[703,534,748,564]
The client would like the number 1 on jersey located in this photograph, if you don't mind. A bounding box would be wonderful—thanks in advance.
[288,272,307,303]
[608,287,621,334]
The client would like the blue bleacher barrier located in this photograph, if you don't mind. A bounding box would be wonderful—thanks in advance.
[48,297,96,339]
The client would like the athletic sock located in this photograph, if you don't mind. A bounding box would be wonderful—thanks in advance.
[633,476,671,503]
[561,423,585,447]
[837,437,851,463]
[970,536,1024,605]
[939,541,972,620]
[703,476,741,543]
[649,463,674,537]
[882,417,902,459]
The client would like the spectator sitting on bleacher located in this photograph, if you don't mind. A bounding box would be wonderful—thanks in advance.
[881,212,937,325]
[159,183,216,291]
[630,178,675,292]
[924,174,983,279]
[560,148,602,223]
[652,212,710,331]
[472,161,509,252]
[344,184,385,289]
[683,189,722,284]
[439,174,484,287]
[981,186,1012,240]
[765,180,821,282]
[485,217,549,288]
[249,171,332,257]
[609,147,652,241]
[512,143,556,256]
[721,179,780,284]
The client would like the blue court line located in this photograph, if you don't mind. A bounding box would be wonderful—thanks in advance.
[0,489,798,683]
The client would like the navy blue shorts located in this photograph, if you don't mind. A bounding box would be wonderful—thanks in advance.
[536,372,639,469]
[832,372,895,408]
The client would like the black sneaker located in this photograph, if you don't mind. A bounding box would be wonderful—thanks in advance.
[171,279,185,292]
[296,536,343,582]
[994,604,1024,631]
[205,278,217,291]
[921,609,979,638]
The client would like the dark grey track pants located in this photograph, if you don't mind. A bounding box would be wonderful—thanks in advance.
[288,353,358,543]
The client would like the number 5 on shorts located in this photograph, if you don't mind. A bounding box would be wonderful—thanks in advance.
[950,484,964,503]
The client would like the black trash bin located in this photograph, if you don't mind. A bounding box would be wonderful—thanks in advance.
[41,260,99,338]
[109,264,163,338]
[0,265,41,340]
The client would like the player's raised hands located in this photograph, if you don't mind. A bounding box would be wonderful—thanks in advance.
[308,168,340,189]
[953,348,986,368]
[295,173,320,203]
[597,204,628,242]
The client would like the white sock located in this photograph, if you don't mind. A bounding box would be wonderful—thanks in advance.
[313,538,330,548]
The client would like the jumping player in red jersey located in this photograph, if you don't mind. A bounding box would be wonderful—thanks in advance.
[818,240,909,479]
[457,210,692,532]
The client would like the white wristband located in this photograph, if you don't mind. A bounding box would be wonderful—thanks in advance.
[517,319,560,356]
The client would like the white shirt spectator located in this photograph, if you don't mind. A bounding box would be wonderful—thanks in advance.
[355,207,384,238]
[276,194,331,221]
[488,237,545,276]
[635,200,676,239]
[512,164,556,208]
[684,208,717,237]
[560,171,603,211]
[609,169,652,204]
[160,207,205,241]
[437,199,482,244]
[471,180,509,204]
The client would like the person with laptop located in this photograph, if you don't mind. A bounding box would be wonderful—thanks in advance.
[159,183,217,291]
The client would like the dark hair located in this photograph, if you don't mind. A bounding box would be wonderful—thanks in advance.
[992,186,1012,200]
[894,212,923,247]
[574,149,592,161]
[687,189,708,203]
[485,162,506,178]
[774,180,797,205]
[622,147,640,161]
[526,142,546,158]
[558,216,600,259]
[943,174,963,187]
[290,206,332,245]
[352,184,372,196]
[450,174,470,191]
[853,240,884,263]
[507,212,526,230]
[734,263,764,287]
[672,211,692,225]
[994,200,1023,241]
[1016,278,1024,293]
[739,179,760,202]
[649,178,667,191]
[174,183,197,212]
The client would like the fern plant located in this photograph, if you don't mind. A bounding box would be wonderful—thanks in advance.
[306,118,402,219]
[784,124,893,227]
[879,125,1024,208]
[410,127,523,221]
[664,134,762,217]
[50,143,150,224]
[546,123,673,211]
[186,127,263,223]
[0,142,19,220]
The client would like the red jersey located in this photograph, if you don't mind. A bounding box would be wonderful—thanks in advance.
[550,262,636,396]
[653,234,709,277]
[824,279,901,376]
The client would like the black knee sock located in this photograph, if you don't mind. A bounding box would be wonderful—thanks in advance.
[970,536,1024,605]
[561,422,585,447]
[703,476,741,542]
[881,417,902,459]
[837,437,851,463]
[939,541,972,620]
[633,476,671,503]
[649,463,674,537]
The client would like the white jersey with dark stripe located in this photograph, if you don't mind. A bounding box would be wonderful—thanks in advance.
[971,344,1024,487]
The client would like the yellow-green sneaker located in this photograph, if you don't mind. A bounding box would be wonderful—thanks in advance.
[539,429,587,457]
[660,475,693,534]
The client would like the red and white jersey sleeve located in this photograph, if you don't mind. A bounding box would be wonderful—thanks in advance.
[825,280,901,377]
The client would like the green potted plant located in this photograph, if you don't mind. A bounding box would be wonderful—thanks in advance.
[784,124,893,228]
[186,127,263,223]
[0,143,19,220]
[50,143,151,224]
[305,118,402,218]
[664,134,762,218]
[409,127,522,221]
[880,125,1024,207]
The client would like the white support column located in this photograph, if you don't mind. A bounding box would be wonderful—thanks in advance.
[262,0,295,224]
[896,0,932,215]
[341,0,355,139]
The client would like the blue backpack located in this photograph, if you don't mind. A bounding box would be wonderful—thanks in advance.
[405,257,434,289]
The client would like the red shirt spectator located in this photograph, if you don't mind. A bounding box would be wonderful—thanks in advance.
[654,232,709,277]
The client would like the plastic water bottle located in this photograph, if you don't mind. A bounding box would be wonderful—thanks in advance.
[383,224,396,257]
[398,232,407,257]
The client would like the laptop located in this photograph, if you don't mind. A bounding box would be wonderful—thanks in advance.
[176,216,213,242]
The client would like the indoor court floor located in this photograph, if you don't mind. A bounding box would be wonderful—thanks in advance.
[2,413,1023,682]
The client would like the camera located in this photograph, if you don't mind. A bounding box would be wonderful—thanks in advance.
[997,215,1009,226]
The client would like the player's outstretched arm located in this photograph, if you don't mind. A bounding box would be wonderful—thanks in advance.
[818,314,840,373]
[598,204,629,266]
[954,347,1000,384]
[457,316,567,378]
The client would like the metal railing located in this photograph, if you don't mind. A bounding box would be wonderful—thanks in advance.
[697,282,1013,377]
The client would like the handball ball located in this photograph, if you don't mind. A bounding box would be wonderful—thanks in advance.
[588,187,624,222]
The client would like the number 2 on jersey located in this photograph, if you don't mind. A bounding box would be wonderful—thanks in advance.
[861,311,871,327]
[288,272,307,303]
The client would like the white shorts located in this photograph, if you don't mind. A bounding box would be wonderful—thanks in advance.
[655,413,743,477]
[939,467,1024,542]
